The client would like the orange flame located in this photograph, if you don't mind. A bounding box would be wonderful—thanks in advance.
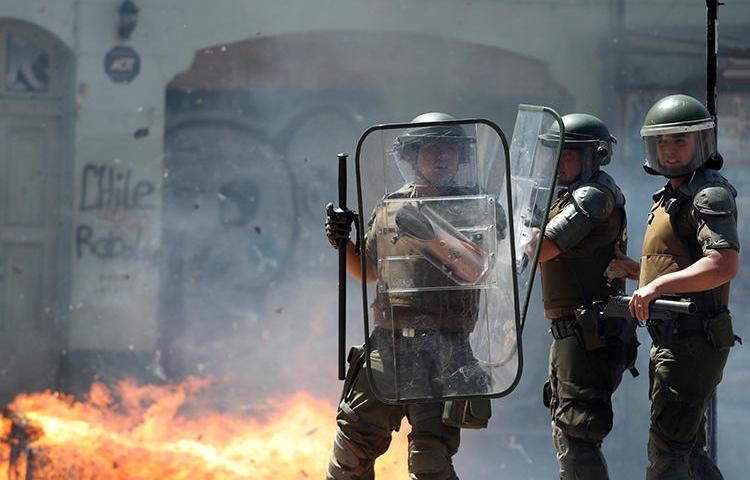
[0,379,409,479]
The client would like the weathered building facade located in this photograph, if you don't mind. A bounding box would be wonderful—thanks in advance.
[0,1,748,477]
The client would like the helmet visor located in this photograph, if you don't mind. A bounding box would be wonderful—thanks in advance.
[393,133,478,187]
[643,129,715,177]
[539,131,614,166]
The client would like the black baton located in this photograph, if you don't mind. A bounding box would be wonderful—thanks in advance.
[706,0,722,463]
[337,153,348,380]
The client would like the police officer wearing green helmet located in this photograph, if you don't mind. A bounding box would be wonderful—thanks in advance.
[527,113,634,479]
[324,112,505,480]
[608,94,739,479]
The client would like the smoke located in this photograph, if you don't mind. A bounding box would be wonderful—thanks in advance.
[20,2,747,478]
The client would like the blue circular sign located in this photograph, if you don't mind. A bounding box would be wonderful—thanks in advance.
[104,46,140,84]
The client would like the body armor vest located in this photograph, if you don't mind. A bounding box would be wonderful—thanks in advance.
[640,189,730,312]
[372,185,480,331]
[541,175,626,318]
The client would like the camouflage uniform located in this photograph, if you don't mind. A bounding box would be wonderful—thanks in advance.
[541,170,635,480]
[641,168,739,480]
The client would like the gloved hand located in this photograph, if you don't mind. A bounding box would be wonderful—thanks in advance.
[394,204,435,241]
[325,202,357,250]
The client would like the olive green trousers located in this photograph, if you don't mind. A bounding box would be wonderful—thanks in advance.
[545,333,635,479]
[647,331,728,480]
[326,344,460,480]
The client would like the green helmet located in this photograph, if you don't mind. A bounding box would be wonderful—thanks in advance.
[540,113,616,183]
[640,94,718,177]
[393,112,473,161]
[392,112,477,187]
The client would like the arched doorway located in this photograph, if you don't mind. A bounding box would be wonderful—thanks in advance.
[0,19,73,402]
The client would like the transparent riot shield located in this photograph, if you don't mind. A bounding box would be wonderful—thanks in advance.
[509,105,564,325]
[354,118,520,403]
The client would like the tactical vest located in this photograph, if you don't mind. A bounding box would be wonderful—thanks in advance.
[640,185,730,312]
[541,174,626,318]
[372,185,480,331]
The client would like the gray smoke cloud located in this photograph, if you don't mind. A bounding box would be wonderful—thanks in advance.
[11,1,745,478]
[159,21,750,478]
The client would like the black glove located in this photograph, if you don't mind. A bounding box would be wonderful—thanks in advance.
[394,204,435,241]
[325,202,358,250]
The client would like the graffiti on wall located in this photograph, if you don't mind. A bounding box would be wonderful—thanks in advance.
[75,163,157,260]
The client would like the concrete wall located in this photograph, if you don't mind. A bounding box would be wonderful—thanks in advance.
[0,0,621,354]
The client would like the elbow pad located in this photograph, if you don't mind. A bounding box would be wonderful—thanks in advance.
[544,185,614,252]
[544,203,595,252]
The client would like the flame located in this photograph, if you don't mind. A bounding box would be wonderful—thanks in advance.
[0,379,409,479]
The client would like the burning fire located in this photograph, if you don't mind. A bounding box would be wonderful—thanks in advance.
[0,378,409,479]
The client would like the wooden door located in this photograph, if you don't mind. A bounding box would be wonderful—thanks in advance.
[0,20,71,402]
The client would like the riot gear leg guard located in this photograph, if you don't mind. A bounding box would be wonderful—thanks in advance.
[326,420,391,480]
[552,424,609,480]
[406,402,460,480]
[407,436,458,480]
[327,427,375,480]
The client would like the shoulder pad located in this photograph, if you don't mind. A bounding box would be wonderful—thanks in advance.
[693,184,737,216]
[571,184,615,221]
[590,171,625,208]
[684,168,738,198]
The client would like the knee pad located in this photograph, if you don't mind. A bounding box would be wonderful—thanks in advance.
[553,398,613,444]
[408,437,455,479]
[552,425,608,480]
[327,429,376,480]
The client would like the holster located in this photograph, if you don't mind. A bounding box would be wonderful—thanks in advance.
[574,308,606,351]
[703,310,737,350]
[647,318,675,347]
[442,398,491,429]
[340,345,366,402]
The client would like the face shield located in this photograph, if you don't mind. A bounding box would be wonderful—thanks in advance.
[538,135,612,186]
[641,121,715,177]
[392,131,478,189]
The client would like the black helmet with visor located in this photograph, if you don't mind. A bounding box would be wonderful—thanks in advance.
[539,113,616,184]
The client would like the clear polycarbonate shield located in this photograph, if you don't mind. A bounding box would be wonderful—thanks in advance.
[354,118,521,403]
[510,105,564,325]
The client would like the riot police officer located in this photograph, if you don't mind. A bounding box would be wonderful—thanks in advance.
[609,94,739,479]
[324,112,504,480]
[529,113,634,479]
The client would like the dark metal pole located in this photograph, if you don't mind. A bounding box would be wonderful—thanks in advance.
[706,0,719,122]
[705,0,721,463]
[337,153,349,380]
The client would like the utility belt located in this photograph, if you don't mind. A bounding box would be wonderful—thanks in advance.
[550,307,640,377]
[549,309,634,344]
[383,327,464,338]
[372,305,474,333]
[647,308,740,350]
[549,315,578,340]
